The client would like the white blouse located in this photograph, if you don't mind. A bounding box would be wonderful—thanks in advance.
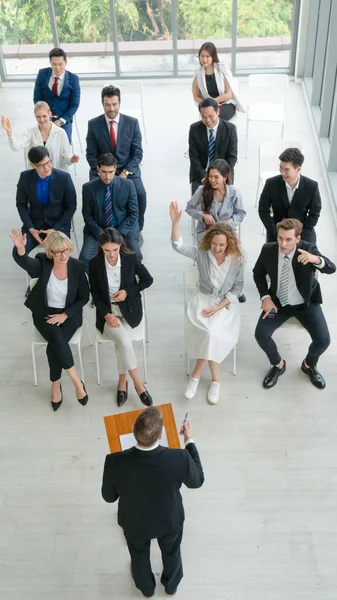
[7,122,72,171]
[105,255,121,297]
[46,271,68,308]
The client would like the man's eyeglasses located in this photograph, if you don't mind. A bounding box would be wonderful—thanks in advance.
[51,248,71,257]
[35,160,52,170]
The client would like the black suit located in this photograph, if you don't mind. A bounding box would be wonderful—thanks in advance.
[188,118,238,193]
[102,442,204,596]
[89,251,153,333]
[13,250,89,381]
[253,241,335,368]
[16,168,77,255]
[258,175,322,243]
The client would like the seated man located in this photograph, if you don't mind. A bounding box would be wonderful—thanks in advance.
[16,146,77,255]
[86,85,146,237]
[253,218,335,391]
[258,147,322,243]
[79,153,141,271]
[33,47,80,143]
[188,97,238,194]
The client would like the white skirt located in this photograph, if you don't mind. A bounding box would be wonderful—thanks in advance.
[185,290,240,363]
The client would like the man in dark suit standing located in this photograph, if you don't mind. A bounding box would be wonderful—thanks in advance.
[86,85,146,238]
[258,147,322,243]
[253,218,335,390]
[79,153,141,270]
[33,48,80,143]
[16,146,76,255]
[102,407,204,598]
[188,97,238,194]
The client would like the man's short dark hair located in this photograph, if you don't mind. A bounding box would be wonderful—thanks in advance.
[97,153,116,168]
[199,97,219,112]
[278,148,304,168]
[133,407,163,447]
[101,85,121,103]
[49,48,67,62]
[277,218,303,237]
[28,146,50,164]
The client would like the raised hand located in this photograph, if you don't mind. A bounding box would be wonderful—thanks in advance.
[1,116,12,136]
[169,201,182,223]
[297,248,322,266]
[10,228,27,251]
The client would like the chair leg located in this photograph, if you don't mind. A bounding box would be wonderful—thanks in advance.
[32,343,38,386]
[186,352,190,376]
[232,345,237,376]
[142,338,148,384]
[281,121,285,139]
[71,218,80,255]
[255,178,261,207]
[84,315,93,346]
[245,119,249,159]
[77,342,84,382]
[95,341,101,385]
[74,117,83,153]
[142,114,148,143]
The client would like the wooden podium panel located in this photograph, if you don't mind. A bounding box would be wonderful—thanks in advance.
[104,403,180,453]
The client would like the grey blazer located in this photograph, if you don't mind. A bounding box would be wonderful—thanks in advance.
[185,185,246,241]
[172,238,244,301]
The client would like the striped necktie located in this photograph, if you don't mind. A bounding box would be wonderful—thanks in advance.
[208,128,215,164]
[104,185,113,227]
[278,255,290,307]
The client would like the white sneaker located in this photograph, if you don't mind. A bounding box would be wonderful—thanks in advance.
[184,377,200,399]
[207,381,221,405]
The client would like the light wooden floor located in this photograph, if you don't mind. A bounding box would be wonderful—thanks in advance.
[1,79,337,600]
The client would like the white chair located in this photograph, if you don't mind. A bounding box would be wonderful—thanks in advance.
[255,139,303,207]
[245,74,289,158]
[183,266,237,376]
[94,291,148,384]
[113,80,147,142]
[29,278,84,386]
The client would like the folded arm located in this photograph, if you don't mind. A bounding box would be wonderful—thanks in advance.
[185,186,205,222]
[124,260,154,300]
[258,181,276,234]
[124,120,143,173]
[52,175,77,231]
[64,268,90,318]
[61,76,81,122]
[304,183,322,229]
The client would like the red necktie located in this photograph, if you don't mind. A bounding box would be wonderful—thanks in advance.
[52,76,59,96]
[109,120,117,150]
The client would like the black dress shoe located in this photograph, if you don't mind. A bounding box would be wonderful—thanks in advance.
[51,383,63,411]
[238,294,246,303]
[117,381,128,407]
[77,380,89,406]
[301,361,326,389]
[262,361,286,389]
[137,385,153,406]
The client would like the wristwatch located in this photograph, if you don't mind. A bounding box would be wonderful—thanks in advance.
[60,118,66,125]
[122,170,132,176]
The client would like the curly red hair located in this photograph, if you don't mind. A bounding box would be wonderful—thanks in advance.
[198,221,243,260]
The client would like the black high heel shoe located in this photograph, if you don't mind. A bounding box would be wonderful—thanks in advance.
[51,383,63,412]
[77,380,89,406]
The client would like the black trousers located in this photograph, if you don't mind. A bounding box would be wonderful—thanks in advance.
[33,308,79,381]
[255,302,330,367]
[219,103,236,121]
[126,526,183,596]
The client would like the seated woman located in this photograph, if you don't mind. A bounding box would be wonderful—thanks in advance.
[1,101,79,171]
[11,228,89,411]
[192,42,244,122]
[89,227,153,408]
[170,201,244,405]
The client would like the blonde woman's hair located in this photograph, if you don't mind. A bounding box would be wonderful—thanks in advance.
[45,231,73,259]
[199,221,244,260]
[34,101,51,113]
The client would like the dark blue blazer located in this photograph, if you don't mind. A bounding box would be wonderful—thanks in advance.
[82,176,139,240]
[33,68,80,123]
[16,168,77,233]
[86,113,143,177]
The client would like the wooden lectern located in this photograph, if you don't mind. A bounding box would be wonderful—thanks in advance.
[104,403,180,453]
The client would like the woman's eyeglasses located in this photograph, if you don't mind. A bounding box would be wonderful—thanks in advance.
[52,248,71,257]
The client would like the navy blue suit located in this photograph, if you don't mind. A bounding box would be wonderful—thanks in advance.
[33,68,80,142]
[16,168,77,255]
[86,113,146,230]
[79,176,141,270]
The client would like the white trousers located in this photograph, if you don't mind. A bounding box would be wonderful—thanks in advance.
[103,305,138,374]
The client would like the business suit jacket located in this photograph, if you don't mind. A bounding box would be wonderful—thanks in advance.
[188,118,238,184]
[33,68,80,123]
[89,251,153,332]
[253,241,336,305]
[13,250,89,324]
[82,176,139,240]
[258,175,322,243]
[16,168,76,233]
[86,113,143,177]
[102,442,204,540]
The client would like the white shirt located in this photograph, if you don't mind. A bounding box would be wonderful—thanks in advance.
[136,439,194,450]
[46,271,68,308]
[206,119,219,142]
[48,70,65,96]
[8,123,72,171]
[285,175,300,204]
[105,113,120,144]
[105,255,121,297]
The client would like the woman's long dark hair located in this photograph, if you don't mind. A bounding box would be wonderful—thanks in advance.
[198,42,219,65]
[202,159,232,213]
[97,227,133,255]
